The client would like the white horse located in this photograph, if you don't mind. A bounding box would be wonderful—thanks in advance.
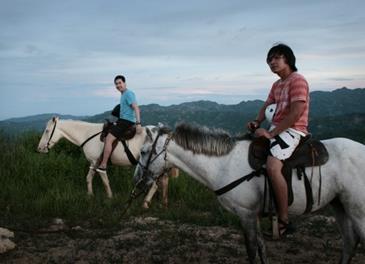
[133,123,365,264]
[37,117,176,207]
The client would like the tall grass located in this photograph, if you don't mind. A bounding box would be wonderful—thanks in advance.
[0,131,240,229]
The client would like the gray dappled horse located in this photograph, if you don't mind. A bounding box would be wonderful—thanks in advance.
[134,123,365,264]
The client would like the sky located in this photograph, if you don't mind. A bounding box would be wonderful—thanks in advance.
[0,0,365,120]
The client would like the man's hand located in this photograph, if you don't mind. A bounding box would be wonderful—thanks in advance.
[136,124,143,134]
[247,120,260,131]
[254,128,272,139]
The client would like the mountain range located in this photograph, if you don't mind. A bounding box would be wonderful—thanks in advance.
[1,87,365,142]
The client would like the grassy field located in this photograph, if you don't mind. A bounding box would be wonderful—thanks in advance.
[0,131,241,230]
[2,131,365,263]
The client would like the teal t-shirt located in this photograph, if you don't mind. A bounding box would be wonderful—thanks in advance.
[120,89,137,123]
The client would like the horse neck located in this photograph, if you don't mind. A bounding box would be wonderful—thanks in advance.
[166,141,227,190]
[58,120,102,146]
[166,139,252,191]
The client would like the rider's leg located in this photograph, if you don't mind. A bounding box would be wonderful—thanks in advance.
[266,155,288,231]
[99,133,117,169]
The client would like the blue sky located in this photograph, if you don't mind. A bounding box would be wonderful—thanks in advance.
[0,0,364,120]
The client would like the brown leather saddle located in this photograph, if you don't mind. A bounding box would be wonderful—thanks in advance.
[248,135,329,213]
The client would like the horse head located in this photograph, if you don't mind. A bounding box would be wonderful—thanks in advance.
[133,124,172,190]
[37,116,61,153]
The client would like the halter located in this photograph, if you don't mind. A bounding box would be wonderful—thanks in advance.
[135,130,172,189]
[46,120,58,150]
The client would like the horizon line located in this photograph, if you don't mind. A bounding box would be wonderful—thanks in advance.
[1,86,363,121]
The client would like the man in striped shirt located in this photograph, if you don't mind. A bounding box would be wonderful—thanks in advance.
[247,43,310,237]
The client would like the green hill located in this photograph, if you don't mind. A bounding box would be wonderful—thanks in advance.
[1,87,365,141]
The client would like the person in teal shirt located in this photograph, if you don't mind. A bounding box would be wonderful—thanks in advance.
[120,88,137,123]
[97,75,142,173]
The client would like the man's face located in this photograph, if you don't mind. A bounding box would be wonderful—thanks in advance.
[115,79,126,92]
[267,54,289,74]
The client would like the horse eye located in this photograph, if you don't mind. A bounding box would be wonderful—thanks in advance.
[46,129,49,133]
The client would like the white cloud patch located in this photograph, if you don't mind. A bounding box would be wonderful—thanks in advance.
[0,0,365,119]
[92,87,120,98]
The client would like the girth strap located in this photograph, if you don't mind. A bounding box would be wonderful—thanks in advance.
[121,140,138,165]
[214,168,266,196]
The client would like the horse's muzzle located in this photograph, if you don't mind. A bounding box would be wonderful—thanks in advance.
[37,146,49,153]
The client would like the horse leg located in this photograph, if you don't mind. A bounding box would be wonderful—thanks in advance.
[161,173,169,208]
[331,198,360,264]
[237,208,263,264]
[143,181,158,209]
[256,217,269,264]
[97,171,113,198]
[86,167,96,196]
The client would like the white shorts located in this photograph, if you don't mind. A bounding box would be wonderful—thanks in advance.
[269,126,303,160]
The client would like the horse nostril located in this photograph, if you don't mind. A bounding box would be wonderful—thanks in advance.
[37,146,46,153]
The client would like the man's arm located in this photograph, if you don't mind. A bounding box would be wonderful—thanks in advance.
[131,103,141,123]
[131,102,142,134]
[256,100,272,123]
[269,101,306,137]
[247,101,271,130]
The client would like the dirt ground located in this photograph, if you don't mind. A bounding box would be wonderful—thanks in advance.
[0,215,364,264]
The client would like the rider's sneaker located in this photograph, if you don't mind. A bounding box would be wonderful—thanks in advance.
[96,167,107,173]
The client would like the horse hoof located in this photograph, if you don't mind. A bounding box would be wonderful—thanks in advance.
[142,202,150,209]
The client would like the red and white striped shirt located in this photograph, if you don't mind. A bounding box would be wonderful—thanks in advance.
[266,72,309,134]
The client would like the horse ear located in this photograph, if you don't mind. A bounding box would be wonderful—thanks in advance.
[52,116,59,122]
[146,127,153,141]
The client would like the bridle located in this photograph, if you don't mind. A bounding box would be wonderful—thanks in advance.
[120,129,172,217]
[46,120,58,151]
[135,130,172,189]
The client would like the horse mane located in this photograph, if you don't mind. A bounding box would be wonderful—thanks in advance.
[61,119,102,127]
[171,123,238,156]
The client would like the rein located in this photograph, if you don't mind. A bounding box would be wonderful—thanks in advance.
[46,120,103,150]
[80,131,102,148]
[214,168,266,196]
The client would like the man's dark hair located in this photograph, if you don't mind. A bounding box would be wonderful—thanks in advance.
[267,43,298,72]
[114,75,126,83]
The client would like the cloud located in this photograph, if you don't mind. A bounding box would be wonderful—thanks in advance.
[92,87,119,98]
[0,0,365,119]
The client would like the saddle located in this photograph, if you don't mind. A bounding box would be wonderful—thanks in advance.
[100,119,136,142]
[100,119,138,165]
[248,135,329,213]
